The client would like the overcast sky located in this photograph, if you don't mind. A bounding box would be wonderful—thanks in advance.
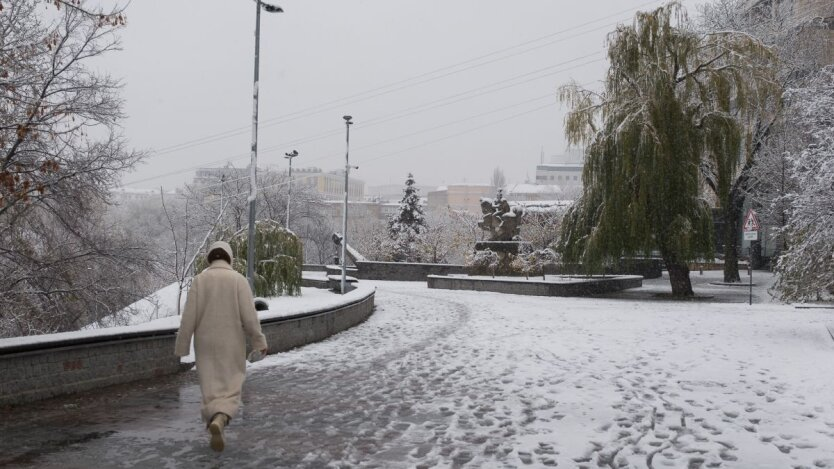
[112,0,700,191]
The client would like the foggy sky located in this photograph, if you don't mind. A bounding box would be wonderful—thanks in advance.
[111,0,700,191]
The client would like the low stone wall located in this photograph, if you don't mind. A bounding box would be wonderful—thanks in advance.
[0,330,181,406]
[355,261,467,281]
[0,289,375,406]
[427,275,643,297]
[551,258,663,280]
[354,258,661,282]
[259,292,374,353]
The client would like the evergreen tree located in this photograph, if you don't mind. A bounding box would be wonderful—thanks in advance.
[558,2,779,296]
[387,173,427,262]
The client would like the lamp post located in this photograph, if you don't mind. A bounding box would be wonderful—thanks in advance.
[246,0,283,292]
[341,115,355,294]
[284,150,298,230]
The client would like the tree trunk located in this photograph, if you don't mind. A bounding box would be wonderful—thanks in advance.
[722,185,745,283]
[665,259,694,296]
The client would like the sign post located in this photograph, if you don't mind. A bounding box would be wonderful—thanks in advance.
[742,209,760,305]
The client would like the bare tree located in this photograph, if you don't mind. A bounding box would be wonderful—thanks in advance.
[0,0,148,336]
[490,167,507,193]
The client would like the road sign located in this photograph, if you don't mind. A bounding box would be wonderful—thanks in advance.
[743,208,760,233]
[744,231,758,240]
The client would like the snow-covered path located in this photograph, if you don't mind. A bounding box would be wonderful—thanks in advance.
[2,279,833,468]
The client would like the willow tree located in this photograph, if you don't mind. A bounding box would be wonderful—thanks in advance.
[197,220,303,297]
[558,2,778,296]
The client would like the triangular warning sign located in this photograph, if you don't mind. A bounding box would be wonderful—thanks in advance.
[743,208,760,232]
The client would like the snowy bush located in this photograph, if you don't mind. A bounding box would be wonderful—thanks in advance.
[468,249,500,276]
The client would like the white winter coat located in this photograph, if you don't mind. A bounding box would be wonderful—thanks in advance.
[174,242,267,423]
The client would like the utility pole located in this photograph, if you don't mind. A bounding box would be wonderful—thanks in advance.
[341,115,355,294]
[284,150,298,230]
[246,0,283,292]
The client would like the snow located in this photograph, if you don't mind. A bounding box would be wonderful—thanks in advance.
[504,183,563,195]
[3,271,834,468]
[242,271,834,467]
[0,282,375,354]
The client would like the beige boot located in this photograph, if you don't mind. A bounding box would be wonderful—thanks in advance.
[208,413,229,452]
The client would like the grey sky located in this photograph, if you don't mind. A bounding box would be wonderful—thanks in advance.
[113,0,699,191]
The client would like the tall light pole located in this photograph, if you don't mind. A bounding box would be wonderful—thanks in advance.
[341,115,355,295]
[246,0,283,292]
[284,150,298,230]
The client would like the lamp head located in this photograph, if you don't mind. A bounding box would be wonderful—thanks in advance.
[260,2,283,13]
[343,115,353,124]
[284,150,298,158]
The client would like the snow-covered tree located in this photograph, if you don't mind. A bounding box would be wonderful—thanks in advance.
[558,2,779,296]
[698,0,821,282]
[0,0,154,336]
[773,66,834,301]
[387,173,427,262]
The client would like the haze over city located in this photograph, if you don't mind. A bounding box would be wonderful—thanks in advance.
[113,0,700,191]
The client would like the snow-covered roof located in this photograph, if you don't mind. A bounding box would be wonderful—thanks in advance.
[504,183,562,195]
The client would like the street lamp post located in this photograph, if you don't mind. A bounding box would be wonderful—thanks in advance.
[284,150,298,230]
[246,0,283,292]
[341,115,355,294]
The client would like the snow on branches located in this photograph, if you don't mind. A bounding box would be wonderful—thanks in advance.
[387,173,427,262]
[774,66,834,301]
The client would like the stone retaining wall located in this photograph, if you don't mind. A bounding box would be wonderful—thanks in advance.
[0,289,375,406]
[353,258,661,281]
[355,261,468,281]
[0,333,180,406]
[427,275,643,297]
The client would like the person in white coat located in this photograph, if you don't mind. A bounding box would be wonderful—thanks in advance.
[175,241,268,452]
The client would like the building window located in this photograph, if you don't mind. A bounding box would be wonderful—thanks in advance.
[573,176,578,181]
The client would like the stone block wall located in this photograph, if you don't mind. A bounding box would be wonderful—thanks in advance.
[258,292,375,353]
[0,333,180,406]
[1,289,376,407]
[355,261,468,281]
[427,275,643,297]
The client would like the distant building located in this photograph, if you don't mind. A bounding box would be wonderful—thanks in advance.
[192,166,365,201]
[534,164,582,188]
[535,147,584,198]
[193,166,249,187]
[322,200,415,230]
[293,167,365,201]
[503,183,562,202]
[427,184,495,214]
[111,187,160,202]
[366,183,424,202]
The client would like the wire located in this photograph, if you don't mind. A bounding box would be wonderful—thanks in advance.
[122,54,604,187]
[122,0,833,187]
[140,0,671,158]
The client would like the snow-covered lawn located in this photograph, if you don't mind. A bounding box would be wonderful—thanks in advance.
[239,272,834,467]
[3,271,832,469]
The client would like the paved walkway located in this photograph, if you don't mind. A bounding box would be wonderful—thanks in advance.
[1,272,833,468]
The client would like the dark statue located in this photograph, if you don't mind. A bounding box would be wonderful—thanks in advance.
[477,190,523,242]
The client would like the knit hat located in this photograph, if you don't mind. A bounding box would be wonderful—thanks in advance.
[207,241,234,263]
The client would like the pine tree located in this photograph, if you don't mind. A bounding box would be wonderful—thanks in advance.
[387,173,427,262]
[557,2,779,296]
